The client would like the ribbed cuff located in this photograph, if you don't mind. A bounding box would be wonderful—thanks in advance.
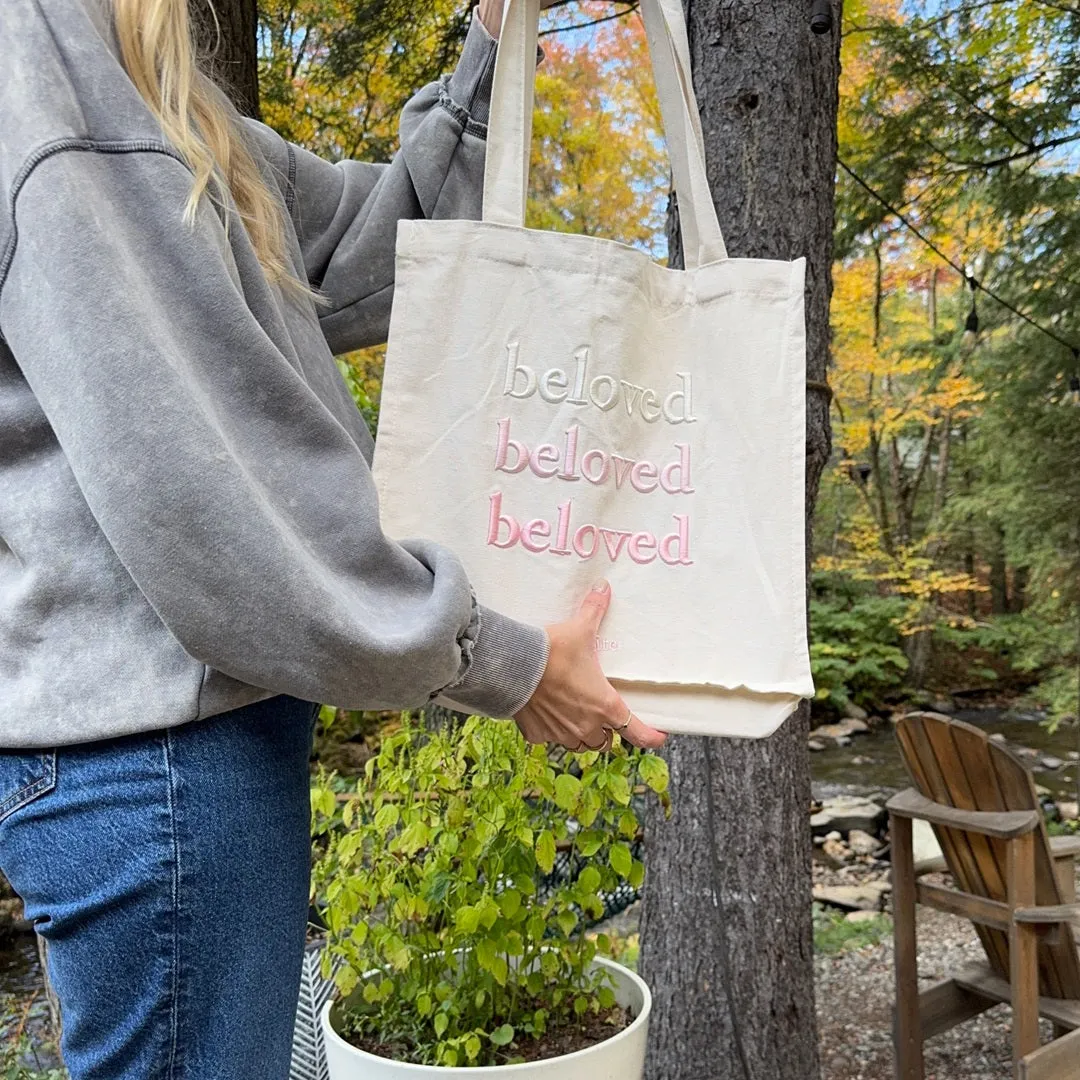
[446,11,499,129]
[440,605,550,719]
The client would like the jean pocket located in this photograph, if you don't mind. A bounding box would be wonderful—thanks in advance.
[0,750,56,824]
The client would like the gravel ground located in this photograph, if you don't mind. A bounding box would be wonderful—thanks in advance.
[600,865,1063,1080]
[815,901,1052,1080]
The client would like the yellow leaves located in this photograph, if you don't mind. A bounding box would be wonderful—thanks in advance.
[817,512,986,635]
[830,253,984,457]
[527,7,668,255]
[259,0,466,162]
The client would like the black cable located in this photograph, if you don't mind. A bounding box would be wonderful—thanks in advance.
[702,737,754,1080]
[837,157,1080,360]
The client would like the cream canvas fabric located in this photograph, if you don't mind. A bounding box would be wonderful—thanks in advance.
[372,0,814,737]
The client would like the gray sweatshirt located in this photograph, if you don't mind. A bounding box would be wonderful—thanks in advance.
[0,0,550,747]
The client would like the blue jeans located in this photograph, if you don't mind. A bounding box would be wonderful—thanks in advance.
[0,695,318,1080]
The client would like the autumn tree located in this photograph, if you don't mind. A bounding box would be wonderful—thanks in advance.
[639,3,840,1079]
[824,1,1080,711]
[528,6,668,256]
[258,0,468,160]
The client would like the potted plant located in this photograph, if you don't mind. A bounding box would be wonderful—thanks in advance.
[310,713,669,1077]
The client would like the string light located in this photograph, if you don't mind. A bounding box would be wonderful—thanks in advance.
[838,158,1078,357]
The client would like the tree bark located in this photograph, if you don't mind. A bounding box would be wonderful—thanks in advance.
[1011,566,1029,614]
[189,0,261,119]
[640,4,840,1080]
[989,521,1009,615]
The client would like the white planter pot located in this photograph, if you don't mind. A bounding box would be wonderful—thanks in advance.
[321,956,650,1079]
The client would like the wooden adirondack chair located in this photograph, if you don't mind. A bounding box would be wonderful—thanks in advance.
[889,711,1080,1080]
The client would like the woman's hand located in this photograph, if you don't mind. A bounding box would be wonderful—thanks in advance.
[514,582,667,753]
[477,0,562,38]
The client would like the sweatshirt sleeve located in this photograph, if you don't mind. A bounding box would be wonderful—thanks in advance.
[0,142,549,719]
[245,12,499,357]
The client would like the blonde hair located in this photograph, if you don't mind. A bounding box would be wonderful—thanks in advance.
[111,0,301,292]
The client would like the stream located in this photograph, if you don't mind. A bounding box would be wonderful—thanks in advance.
[811,707,1080,803]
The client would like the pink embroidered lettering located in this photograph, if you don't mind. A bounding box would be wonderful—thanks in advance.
[628,531,658,564]
[550,501,573,555]
[611,455,635,490]
[487,492,521,548]
[581,449,610,485]
[630,460,659,494]
[658,515,693,565]
[599,528,632,562]
[494,418,529,474]
[572,524,599,560]
[530,444,560,479]
[521,518,551,553]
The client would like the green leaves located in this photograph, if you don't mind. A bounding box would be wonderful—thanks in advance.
[490,1024,515,1047]
[638,753,669,794]
[498,889,522,920]
[609,842,633,879]
[455,906,481,934]
[535,829,556,874]
[553,773,582,811]
[373,802,399,833]
[311,712,666,1067]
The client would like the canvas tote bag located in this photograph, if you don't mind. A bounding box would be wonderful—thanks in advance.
[371,0,814,737]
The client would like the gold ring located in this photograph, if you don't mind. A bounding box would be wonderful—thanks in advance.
[576,736,608,752]
[609,709,633,732]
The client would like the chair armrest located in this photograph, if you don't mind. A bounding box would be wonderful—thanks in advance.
[887,788,1041,839]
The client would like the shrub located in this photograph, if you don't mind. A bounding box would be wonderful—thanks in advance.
[310,714,669,1067]
[810,571,910,712]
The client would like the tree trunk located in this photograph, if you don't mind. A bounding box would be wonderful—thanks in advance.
[640,5,840,1080]
[189,0,261,119]
[989,521,1008,616]
[1011,566,1029,614]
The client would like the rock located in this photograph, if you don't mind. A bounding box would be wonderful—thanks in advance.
[1017,746,1039,759]
[813,881,891,912]
[845,909,883,924]
[835,735,852,748]
[1036,784,1052,798]
[810,718,869,742]
[810,795,886,836]
[912,819,944,867]
[842,702,869,722]
[1068,751,1079,761]
[931,697,954,714]
[821,838,851,866]
[808,739,826,752]
[1040,755,1065,771]
[825,831,842,842]
[990,733,1007,744]
[1058,801,1079,822]
[848,830,879,857]
[850,755,872,766]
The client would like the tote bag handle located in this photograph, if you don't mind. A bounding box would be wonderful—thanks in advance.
[482,0,729,268]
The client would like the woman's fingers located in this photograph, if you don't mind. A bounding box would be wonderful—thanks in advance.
[616,712,667,751]
[513,580,666,754]
[577,579,612,639]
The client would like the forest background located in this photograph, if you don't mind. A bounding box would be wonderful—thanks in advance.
[258,0,1080,731]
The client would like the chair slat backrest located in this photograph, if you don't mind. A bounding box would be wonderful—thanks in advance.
[895,712,1080,999]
